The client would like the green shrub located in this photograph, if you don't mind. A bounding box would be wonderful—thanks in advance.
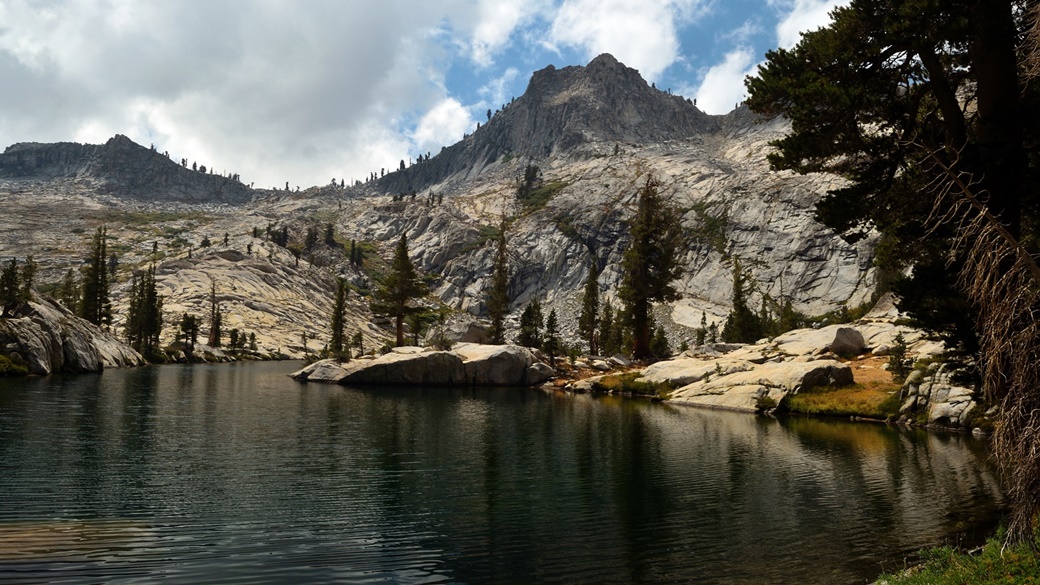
[0,354,29,377]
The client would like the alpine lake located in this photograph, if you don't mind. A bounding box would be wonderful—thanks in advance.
[0,361,1003,584]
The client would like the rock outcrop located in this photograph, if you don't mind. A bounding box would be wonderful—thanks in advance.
[0,297,144,375]
[290,343,553,387]
[0,135,255,203]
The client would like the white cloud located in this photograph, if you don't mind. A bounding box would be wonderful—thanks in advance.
[694,48,757,115]
[548,0,706,81]
[468,0,548,67]
[411,98,476,155]
[774,0,849,48]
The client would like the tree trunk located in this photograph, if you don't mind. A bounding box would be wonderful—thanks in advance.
[395,313,405,347]
[632,299,650,359]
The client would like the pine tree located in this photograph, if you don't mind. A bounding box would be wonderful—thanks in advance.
[330,277,347,359]
[577,261,599,355]
[619,177,684,359]
[695,311,708,345]
[180,313,200,352]
[543,309,561,367]
[80,226,111,327]
[599,300,615,356]
[19,255,36,302]
[0,259,19,317]
[371,234,428,346]
[486,224,509,344]
[208,282,222,347]
[722,260,764,343]
[58,268,79,311]
[124,264,163,358]
[517,301,543,349]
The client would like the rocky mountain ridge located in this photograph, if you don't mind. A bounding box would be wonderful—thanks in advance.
[0,135,255,204]
[0,53,876,358]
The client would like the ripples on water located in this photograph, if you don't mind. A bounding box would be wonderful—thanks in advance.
[0,362,1003,584]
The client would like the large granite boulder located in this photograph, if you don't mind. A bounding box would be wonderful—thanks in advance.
[290,344,552,387]
[669,360,854,412]
[0,297,144,375]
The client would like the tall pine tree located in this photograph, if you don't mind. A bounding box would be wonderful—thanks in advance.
[486,223,509,344]
[577,261,599,355]
[330,277,348,359]
[371,234,428,346]
[80,226,111,327]
[619,177,684,359]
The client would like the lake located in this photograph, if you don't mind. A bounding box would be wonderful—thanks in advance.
[0,361,1004,584]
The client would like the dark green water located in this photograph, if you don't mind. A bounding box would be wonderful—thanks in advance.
[0,361,1003,584]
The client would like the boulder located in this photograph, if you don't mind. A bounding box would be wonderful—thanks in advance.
[0,297,143,375]
[829,327,866,356]
[639,357,753,387]
[669,360,853,412]
[290,343,552,387]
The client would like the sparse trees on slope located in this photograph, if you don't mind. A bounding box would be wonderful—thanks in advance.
[619,177,684,359]
[371,234,428,347]
[486,224,509,344]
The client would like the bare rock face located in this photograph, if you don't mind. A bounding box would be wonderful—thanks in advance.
[0,297,144,375]
[373,53,717,196]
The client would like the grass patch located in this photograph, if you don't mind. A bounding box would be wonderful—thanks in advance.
[0,354,29,377]
[591,372,674,399]
[459,224,503,255]
[786,359,903,418]
[877,530,1040,585]
[786,383,902,418]
[518,181,567,212]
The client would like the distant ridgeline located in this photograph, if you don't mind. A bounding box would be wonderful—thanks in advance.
[0,135,255,204]
[372,53,720,196]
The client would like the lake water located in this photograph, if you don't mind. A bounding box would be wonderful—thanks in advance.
[0,361,1004,584]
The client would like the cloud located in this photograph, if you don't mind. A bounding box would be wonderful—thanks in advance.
[548,0,706,81]
[773,0,849,48]
[694,48,757,115]
[467,0,549,67]
[411,98,476,155]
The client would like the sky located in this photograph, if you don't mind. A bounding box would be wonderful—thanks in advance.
[0,0,848,190]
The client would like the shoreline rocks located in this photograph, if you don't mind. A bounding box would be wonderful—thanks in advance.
[0,297,144,375]
[290,343,553,387]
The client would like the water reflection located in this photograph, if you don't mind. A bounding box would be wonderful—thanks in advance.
[0,363,1003,584]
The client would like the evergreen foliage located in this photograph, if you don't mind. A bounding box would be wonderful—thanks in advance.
[486,223,509,344]
[543,308,561,367]
[650,326,671,359]
[371,234,428,346]
[330,277,348,359]
[0,259,19,316]
[208,283,222,347]
[58,268,79,311]
[19,255,36,302]
[722,260,764,343]
[80,227,111,327]
[619,177,684,359]
[598,301,615,356]
[179,313,200,352]
[577,262,599,355]
[124,264,163,357]
[517,301,543,349]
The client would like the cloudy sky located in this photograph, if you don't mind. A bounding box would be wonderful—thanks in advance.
[0,0,847,189]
